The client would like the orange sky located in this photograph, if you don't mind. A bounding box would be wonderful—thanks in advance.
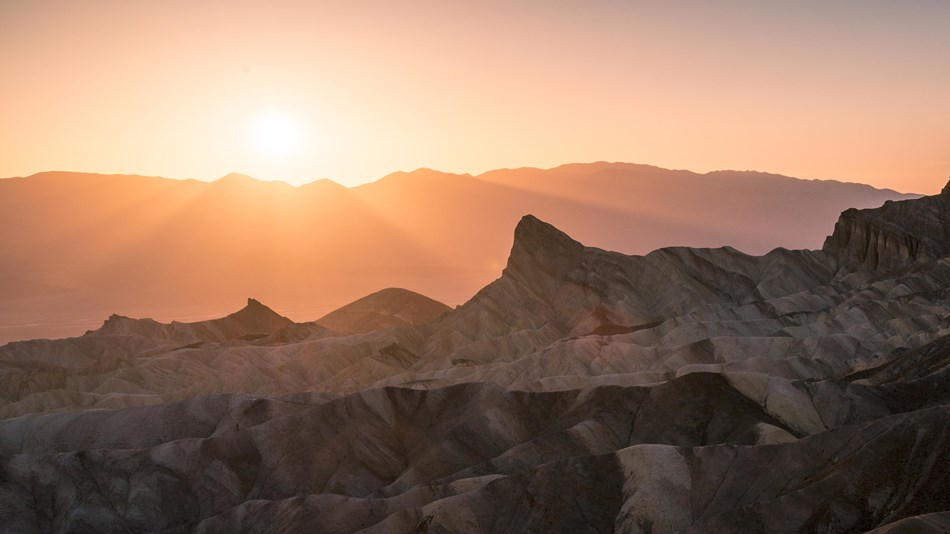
[2,1,948,193]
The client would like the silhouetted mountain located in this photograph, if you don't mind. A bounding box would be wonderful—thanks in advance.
[0,164,917,343]
[315,287,450,335]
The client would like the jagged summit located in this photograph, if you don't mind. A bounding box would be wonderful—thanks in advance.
[94,314,165,338]
[823,181,950,270]
[223,297,293,328]
[239,297,276,314]
[514,214,580,246]
[506,214,585,273]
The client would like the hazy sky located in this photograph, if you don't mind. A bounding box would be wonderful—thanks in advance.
[2,0,948,191]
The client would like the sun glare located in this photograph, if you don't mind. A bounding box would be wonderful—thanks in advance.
[251,112,300,158]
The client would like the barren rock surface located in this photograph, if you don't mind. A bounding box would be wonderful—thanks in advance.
[1,181,949,532]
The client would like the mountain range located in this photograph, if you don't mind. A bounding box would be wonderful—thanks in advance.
[0,177,948,532]
[0,163,917,344]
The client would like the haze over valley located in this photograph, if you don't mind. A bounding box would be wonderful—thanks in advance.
[0,163,917,343]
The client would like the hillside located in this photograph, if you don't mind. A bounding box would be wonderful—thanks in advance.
[0,181,948,531]
[314,287,451,335]
[0,163,917,343]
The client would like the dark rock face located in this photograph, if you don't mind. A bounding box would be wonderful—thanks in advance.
[2,186,950,532]
[823,179,950,270]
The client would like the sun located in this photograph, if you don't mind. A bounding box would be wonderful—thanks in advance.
[251,112,300,158]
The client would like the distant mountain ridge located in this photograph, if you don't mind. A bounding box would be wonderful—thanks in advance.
[0,163,921,343]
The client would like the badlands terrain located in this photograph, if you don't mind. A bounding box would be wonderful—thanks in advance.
[0,180,949,532]
[0,163,916,343]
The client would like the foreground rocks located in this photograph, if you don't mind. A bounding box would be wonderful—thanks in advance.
[0,181,949,532]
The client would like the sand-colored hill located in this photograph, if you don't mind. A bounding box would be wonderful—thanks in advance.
[314,287,451,335]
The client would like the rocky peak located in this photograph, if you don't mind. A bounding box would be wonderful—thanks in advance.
[89,314,165,338]
[823,183,950,271]
[225,298,293,330]
[97,314,132,332]
[506,215,585,275]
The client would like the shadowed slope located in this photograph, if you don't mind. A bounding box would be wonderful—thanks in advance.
[0,375,947,532]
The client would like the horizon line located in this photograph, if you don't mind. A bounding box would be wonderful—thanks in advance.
[0,161,929,195]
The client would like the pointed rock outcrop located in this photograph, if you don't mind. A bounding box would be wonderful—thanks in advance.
[822,179,950,270]
[506,215,585,276]
[212,297,295,338]
[500,214,588,304]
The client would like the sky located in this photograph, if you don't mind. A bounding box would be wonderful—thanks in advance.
[1,0,948,192]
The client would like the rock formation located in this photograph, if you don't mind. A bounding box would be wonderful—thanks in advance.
[0,180,949,532]
[822,177,950,270]
[0,163,918,344]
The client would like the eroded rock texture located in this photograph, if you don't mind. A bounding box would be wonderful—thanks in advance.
[1,181,950,532]
[823,180,950,270]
